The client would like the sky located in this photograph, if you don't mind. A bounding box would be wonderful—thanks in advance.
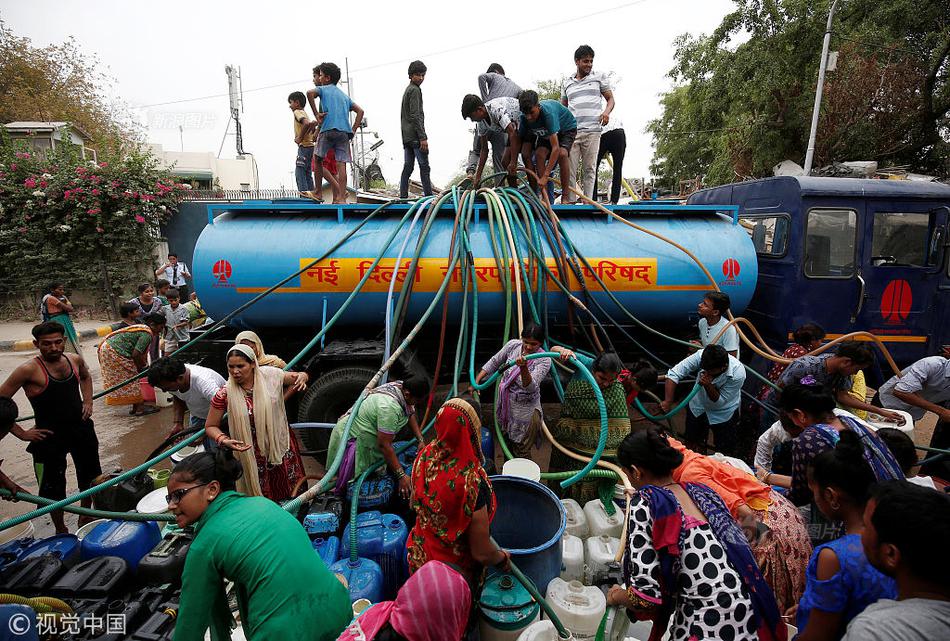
[1,0,736,190]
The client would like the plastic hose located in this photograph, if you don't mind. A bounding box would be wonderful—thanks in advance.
[0,489,175,522]
[0,593,72,614]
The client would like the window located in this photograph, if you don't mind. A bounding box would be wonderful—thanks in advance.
[871,212,930,267]
[805,208,856,278]
[740,216,789,256]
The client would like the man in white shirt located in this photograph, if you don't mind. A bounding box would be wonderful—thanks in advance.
[155,253,192,300]
[560,44,614,202]
[147,358,224,448]
[697,291,739,357]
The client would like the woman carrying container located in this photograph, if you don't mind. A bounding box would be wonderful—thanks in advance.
[204,344,309,501]
[547,350,657,503]
[407,396,510,583]
[326,376,428,501]
[171,451,352,641]
[607,429,786,641]
[336,560,471,641]
[472,323,568,459]
[665,435,812,613]
[97,312,166,416]
[235,330,288,369]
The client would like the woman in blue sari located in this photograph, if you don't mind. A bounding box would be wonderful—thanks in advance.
[607,428,786,641]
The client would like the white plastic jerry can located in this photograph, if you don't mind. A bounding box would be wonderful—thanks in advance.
[561,498,590,538]
[583,499,623,538]
[584,535,621,586]
[560,534,585,583]
[545,578,607,641]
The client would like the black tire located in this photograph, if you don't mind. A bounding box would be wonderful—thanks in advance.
[297,366,377,464]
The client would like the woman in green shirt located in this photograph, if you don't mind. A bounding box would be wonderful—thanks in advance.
[170,450,351,641]
[97,313,166,416]
[326,377,428,501]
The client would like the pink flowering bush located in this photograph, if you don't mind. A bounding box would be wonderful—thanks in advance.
[0,133,184,293]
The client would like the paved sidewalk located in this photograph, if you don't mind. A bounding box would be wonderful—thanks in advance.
[0,319,115,352]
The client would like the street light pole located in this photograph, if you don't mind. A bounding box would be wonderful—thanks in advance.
[803,0,840,175]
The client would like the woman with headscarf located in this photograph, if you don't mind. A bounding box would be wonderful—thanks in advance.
[170,451,351,641]
[665,435,812,613]
[98,313,166,416]
[336,561,471,641]
[235,330,288,369]
[548,350,657,502]
[203,344,310,501]
[407,396,510,583]
[607,429,787,641]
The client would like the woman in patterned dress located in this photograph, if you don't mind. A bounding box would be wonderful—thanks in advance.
[406,396,510,584]
[98,313,166,416]
[203,345,309,501]
[607,429,786,641]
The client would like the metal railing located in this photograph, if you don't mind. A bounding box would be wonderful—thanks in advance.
[179,188,302,201]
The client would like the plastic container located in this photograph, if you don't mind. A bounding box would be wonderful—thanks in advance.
[584,535,621,586]
[76,519,108,540]
[312,536,342,567]
[341,511,409,598]
[92,472,155,512]
[169,443,205,464]
[303,495,345,537]
[561,498,590,539]
[560,534,585,583]
[627,619,672,640]
[346,475,395,510]
[490,476,566,593]
[0,536,36,572]
[0,555,65,595]
[479,572,541,641]
[136,488,171,514]
[138,530,193,585]
[0,519,34,546]
[329,557,384,604]
[502,458,542,482]
[516,620,558,641]
[80,520,161,570]
[127,596,179,640]
[20,534,81,567]
[545,578,606,641]
[482,427,496,470]
[147,468,171,488]
[866,409,915,435]
[0,604,38,640]
[91,585,172,641]
[583,499,623,538]
[50,556,129,598]
[395,441,418,478]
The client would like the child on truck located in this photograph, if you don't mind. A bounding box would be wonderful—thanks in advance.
[517,90,576,203]
[307,62,364,204]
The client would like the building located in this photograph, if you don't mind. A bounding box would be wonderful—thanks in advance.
[3,121,98,161]
[148,143,259,191]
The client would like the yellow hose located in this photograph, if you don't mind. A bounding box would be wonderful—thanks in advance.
[605,155,639,201]
[0,593,73,614]
[566,185,904,376]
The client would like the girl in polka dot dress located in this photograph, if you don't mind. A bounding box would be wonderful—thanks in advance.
[606,429,786,641]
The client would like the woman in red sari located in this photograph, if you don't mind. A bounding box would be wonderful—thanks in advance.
[407,396,509,583]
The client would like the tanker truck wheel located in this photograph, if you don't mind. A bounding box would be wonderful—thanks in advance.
[297,366,377,465]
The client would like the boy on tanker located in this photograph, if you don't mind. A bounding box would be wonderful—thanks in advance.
[517,90,576,202]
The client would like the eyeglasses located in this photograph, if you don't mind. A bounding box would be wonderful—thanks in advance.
[165,483,209,505]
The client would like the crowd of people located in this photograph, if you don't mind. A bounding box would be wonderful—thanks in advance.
[291,48,629,204]
[1,272,949,640]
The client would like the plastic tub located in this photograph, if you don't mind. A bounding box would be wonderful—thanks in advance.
[561,498,589,538]
[502,458,542,482]
[170,443,205,464]
[583,499,623,538]
[0,520,35,547]
[560,534,585,583]
[137,488,171,514]
[545,578,606,640]
[490,476,565,593]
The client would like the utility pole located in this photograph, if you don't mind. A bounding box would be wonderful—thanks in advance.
[803,0,840,175]
[225,65,246,156]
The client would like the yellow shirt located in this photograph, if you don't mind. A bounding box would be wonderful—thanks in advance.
[293,109,315,147]
[845,369,869,419]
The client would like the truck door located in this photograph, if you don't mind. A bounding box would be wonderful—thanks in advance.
[858,203,948,366]
[932,207,950,358]
[800,205,862,338]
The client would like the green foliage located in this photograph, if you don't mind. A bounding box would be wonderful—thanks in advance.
[535,78,563,102]
[0,134,184,296]
[648,0,950,189]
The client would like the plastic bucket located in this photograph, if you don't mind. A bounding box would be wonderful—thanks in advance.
[502,458,542,482]
[147,468,171,488]
[0,519,34,546]
[170,443,205,464]
[490,475,565,593]
[75,519,108,540]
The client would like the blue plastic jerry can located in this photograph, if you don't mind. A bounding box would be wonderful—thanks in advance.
[341,511,409,599]
[395,442,418,478]
[312,536,342,566]
[79,520,160,570]
[303,495,345,537]
[329,557,384,604]
[0,604,38,640]
[346,475,395,509]
[20,534,81,568]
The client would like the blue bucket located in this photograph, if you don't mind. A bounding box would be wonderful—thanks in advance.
[489,475,565,593]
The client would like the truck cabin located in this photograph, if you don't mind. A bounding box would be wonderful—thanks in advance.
[688,176,950,383]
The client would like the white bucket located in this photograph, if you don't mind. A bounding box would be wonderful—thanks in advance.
[136,488,171,514]
[503,458,542,482]
[561,499,589,539]
[583,499,623,538]
[0,519,34,546]
[584,535,620,586]
[545,578,606,641]
[517,620,560,641]
[76,519,108,540]
[560,534,585,582]
[154,389,174,408]
[170,443,206,464]
[865,409,914,435]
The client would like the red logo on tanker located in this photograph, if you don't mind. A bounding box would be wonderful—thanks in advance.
[212,259,233,287]
[880,279,912,325]
[721,258,741,285]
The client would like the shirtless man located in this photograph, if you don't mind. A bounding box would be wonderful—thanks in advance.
[0,321,100,533]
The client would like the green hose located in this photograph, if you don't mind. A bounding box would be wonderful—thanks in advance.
[0,489,175,522]
[634,380,702,421]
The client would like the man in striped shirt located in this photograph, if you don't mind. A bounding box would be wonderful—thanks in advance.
[561,45,615,203]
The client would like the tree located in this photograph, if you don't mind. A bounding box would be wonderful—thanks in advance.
[648,0,950,189]
[0,20,138,149]
[535,78,563,102]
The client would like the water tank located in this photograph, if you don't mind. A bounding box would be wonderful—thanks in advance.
[193,203,756,328]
